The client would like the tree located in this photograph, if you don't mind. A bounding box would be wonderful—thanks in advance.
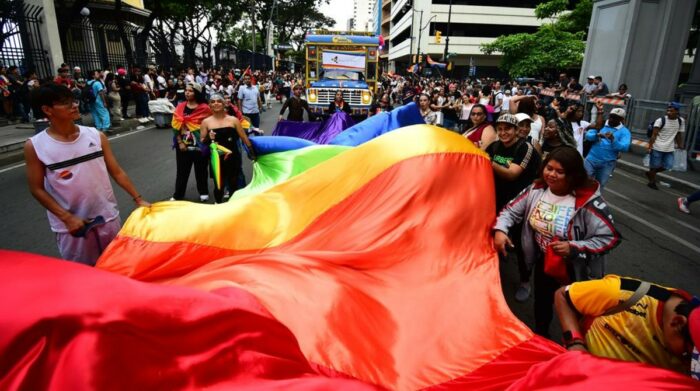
[480,0,591,77]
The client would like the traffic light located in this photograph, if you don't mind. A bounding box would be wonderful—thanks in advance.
[435,30,442,44]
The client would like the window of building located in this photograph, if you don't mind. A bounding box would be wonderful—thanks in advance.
[106,30,120,43]
[390,28,410,48]
[430,0,575,9]
[391,4,410,26]
[429,22,538,38]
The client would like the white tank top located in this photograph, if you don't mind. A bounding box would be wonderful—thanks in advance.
[528,116,543,143]
[30,126,119,233]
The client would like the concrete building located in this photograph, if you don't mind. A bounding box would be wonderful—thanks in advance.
[387,0,545,77]
[353,0,375,32]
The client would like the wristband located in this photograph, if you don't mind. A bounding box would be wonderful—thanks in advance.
[565,340,587,349]
[132,194,142,201]
[562,330,584,346]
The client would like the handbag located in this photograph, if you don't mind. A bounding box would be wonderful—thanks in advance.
[544,238,570,284]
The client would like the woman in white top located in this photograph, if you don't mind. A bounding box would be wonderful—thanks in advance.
[457,93,474,133]
[510,95,544,143]
[419,93,438,126]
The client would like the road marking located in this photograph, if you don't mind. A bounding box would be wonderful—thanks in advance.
[610,169,686,197]
[608,204,700,257]
[605,188,700,235]
[616,159,700,191]
[0,126,155,174]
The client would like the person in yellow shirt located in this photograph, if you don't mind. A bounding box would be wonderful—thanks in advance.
[554,275,699,377]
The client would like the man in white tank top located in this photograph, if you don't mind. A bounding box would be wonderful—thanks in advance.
[24,84,151,266]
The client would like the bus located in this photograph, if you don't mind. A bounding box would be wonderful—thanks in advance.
[305,31,380,117]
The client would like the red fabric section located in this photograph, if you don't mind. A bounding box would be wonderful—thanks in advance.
[0,251,380,391]
[506,351,699,390]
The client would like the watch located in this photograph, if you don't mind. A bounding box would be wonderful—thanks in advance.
[562,330,585,347]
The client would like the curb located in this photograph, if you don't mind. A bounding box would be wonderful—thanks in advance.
[0,121,157,168]
[615,159,700,195]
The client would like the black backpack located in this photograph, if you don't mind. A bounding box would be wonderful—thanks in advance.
[81,81,99,104]
[647,116,682,138]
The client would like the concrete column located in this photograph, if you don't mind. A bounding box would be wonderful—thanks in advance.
[678,37,700,103]
[26,0,63,73]
[580,0,696,101]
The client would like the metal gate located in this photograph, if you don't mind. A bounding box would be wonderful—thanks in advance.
[0,1,52,78]
[62,18,140,72]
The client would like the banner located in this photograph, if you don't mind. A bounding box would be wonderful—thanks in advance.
[322,50,365,71]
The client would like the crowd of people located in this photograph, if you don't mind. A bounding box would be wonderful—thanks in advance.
[20,63,700,381]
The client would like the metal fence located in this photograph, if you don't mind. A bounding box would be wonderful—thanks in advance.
[0,1,52,78]
[61,18,140,72]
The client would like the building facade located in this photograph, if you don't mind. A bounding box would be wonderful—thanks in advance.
[353,0,375,32]
[386,0,547,77]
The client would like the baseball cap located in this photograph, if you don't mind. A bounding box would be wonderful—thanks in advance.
[189,82,203,93]
[514,113,533,123]
[496,113,518,127]
[73,66,81,71]
[609,107,626,118]
[668,102,681,110]
[117,68,126,76]
[587,75,595,79]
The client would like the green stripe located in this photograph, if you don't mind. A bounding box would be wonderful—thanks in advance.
[231,145,351,200]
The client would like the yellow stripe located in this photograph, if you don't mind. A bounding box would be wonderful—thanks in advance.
[119,125,487,251]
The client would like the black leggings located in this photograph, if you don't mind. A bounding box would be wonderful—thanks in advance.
[173,149,209,200]
[533,257,561,338]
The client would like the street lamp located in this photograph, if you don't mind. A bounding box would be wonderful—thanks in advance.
[80,7,90,17]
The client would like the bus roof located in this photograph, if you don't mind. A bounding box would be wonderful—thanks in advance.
[305,35,380,45]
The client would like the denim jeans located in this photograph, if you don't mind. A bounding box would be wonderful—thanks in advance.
[584,158,617,188]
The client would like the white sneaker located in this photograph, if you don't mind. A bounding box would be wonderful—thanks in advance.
[199,195,209,202]
[147,116,154,121]
[678,197,691,214]
[169,197,176,201]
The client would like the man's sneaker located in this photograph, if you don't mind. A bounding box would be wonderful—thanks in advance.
[515,283,531,302]
[199,194,209,202]
[169,197,176,201]
[678,197,691,214]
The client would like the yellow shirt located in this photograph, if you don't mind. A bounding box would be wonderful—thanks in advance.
[566,275,687,373]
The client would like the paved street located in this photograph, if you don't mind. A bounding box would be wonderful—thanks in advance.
[1,101,698,329]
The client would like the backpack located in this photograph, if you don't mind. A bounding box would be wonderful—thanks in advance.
[647,116,682,138]
[81,81,98,104]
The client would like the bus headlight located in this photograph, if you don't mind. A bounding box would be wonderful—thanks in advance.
[308,89,317,102]
[361,90,371,104]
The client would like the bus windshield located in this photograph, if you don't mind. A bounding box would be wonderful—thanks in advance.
[321,70,365,81]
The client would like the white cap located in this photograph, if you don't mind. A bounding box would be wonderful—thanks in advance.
[610,107,626,118]
[587,75,595,79]
[514,113,533,123]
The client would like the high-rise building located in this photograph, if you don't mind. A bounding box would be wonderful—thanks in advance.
[353,0,374,32]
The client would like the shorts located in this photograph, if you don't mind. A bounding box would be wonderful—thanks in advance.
[55,217,121,266]
[649,149,674,170]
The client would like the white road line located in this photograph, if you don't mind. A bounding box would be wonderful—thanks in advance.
[611,169,686,198]
[605,188,700,235]
[616,159,700,191]
[608,204,700,257]
[0,126,155,174]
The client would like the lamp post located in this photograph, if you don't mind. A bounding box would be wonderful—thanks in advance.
[442,0,452,62]
[416,14,436,67]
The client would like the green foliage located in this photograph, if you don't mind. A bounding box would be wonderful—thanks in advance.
[480,0,592,77]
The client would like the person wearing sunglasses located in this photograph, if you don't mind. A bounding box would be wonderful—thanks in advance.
[463,103,496,150]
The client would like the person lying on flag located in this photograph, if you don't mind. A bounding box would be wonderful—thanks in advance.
[554,274,700,378]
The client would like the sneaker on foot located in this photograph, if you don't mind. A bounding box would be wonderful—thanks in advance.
[678,197,691,214]
[647,182,659,190]
[169,197,176,201]
[199,194,209,202]
[515,283,531,302]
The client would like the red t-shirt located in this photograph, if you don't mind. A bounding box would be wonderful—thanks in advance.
[54,76,73,89]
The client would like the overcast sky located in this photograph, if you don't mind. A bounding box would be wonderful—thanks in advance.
[319,0,354,30]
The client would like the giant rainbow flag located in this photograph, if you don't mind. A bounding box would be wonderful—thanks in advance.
[1,119,698,389]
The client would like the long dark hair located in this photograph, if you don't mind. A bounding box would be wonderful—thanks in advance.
[466,103,488,129]
[518,98,536,117]
[537,146,593,193]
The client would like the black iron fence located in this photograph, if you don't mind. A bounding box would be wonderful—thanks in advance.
[61,18,141,72]
[0,1,52,78]
[216,46,272,71]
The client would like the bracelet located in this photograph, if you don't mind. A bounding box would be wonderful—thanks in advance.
[132,194,142,201]
[565,340,587,349]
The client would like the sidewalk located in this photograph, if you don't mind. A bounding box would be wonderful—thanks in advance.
[0,110,153,167]
[614,137,700,195]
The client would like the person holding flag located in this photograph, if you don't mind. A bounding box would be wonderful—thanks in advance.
[171,83,212,202]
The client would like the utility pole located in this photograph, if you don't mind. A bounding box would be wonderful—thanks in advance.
[266,0,277,71]
[416,10,423,65]
[443,0,452,62]
[251,2,256,70]
[408,2,415,71]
